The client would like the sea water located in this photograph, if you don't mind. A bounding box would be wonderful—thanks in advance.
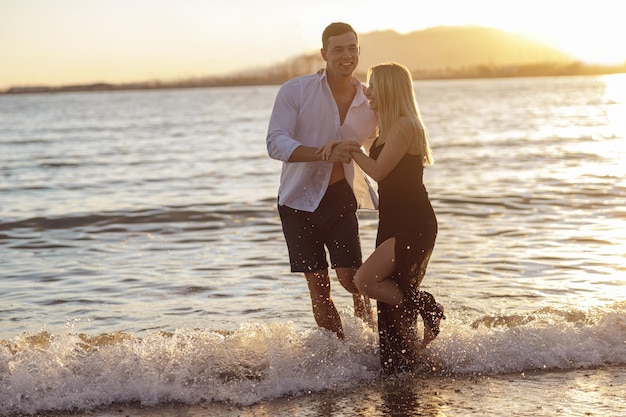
[0,75,625,416]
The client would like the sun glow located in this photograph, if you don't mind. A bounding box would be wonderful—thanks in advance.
[1,0,625,89]
[493,2,626,66]
[535,27,626,66]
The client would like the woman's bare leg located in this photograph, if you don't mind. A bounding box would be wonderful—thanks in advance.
[354,238,403,306]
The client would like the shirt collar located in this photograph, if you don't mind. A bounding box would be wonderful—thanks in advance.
[320,69,368,106]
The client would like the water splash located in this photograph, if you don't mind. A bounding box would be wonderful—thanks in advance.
[2,303,624,415]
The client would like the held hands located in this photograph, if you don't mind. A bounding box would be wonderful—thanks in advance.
[317,140,362,163]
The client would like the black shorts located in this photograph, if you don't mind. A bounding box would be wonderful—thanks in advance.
[278,179,362,273]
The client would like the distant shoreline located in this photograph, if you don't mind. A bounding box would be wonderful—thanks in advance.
[3,62,624,95]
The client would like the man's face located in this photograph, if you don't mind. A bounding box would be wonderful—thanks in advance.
[321,31,359,79]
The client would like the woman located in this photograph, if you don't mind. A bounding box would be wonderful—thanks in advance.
[321,62,444,370]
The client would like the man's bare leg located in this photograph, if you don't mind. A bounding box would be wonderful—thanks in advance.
[304,270,344,339]
[336,267,373,326]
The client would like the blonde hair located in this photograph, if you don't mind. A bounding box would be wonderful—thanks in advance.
[368,62,433,166]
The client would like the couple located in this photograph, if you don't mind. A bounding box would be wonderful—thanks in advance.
[266,22,444,373]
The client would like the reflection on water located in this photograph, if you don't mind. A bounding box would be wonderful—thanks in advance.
[0,75,625,416]
[600,73,626,184]
[1,76,625,335]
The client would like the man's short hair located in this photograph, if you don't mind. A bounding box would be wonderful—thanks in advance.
[322,22,358,49]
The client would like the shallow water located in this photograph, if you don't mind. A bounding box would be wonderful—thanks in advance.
[1,74,625,416]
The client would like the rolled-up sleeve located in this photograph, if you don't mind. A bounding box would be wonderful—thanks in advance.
[267,83,301,162]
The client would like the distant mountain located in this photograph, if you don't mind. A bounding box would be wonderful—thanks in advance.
[358,26,574,71]
[252,25,582,81]
[4,26,624,94]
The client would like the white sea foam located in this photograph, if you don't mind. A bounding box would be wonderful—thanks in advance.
[2,303,624,415]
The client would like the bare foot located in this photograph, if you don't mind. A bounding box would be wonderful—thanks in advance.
[420,303,445,348]
[354,294,374,327]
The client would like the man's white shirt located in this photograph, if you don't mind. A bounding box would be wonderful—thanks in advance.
[267,70,378,212]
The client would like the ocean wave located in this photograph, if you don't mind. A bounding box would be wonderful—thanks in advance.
[0,204,277,234]
[1,302,624,416]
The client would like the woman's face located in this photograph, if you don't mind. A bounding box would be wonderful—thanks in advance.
[365,75,378,111]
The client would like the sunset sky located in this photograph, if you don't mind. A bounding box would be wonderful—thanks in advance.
[1,0,625,89]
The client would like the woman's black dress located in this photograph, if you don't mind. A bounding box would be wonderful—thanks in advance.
[369,138,438,373]
[370,138,437,288]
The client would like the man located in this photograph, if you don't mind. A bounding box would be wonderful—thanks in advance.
[266,22,378,338]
